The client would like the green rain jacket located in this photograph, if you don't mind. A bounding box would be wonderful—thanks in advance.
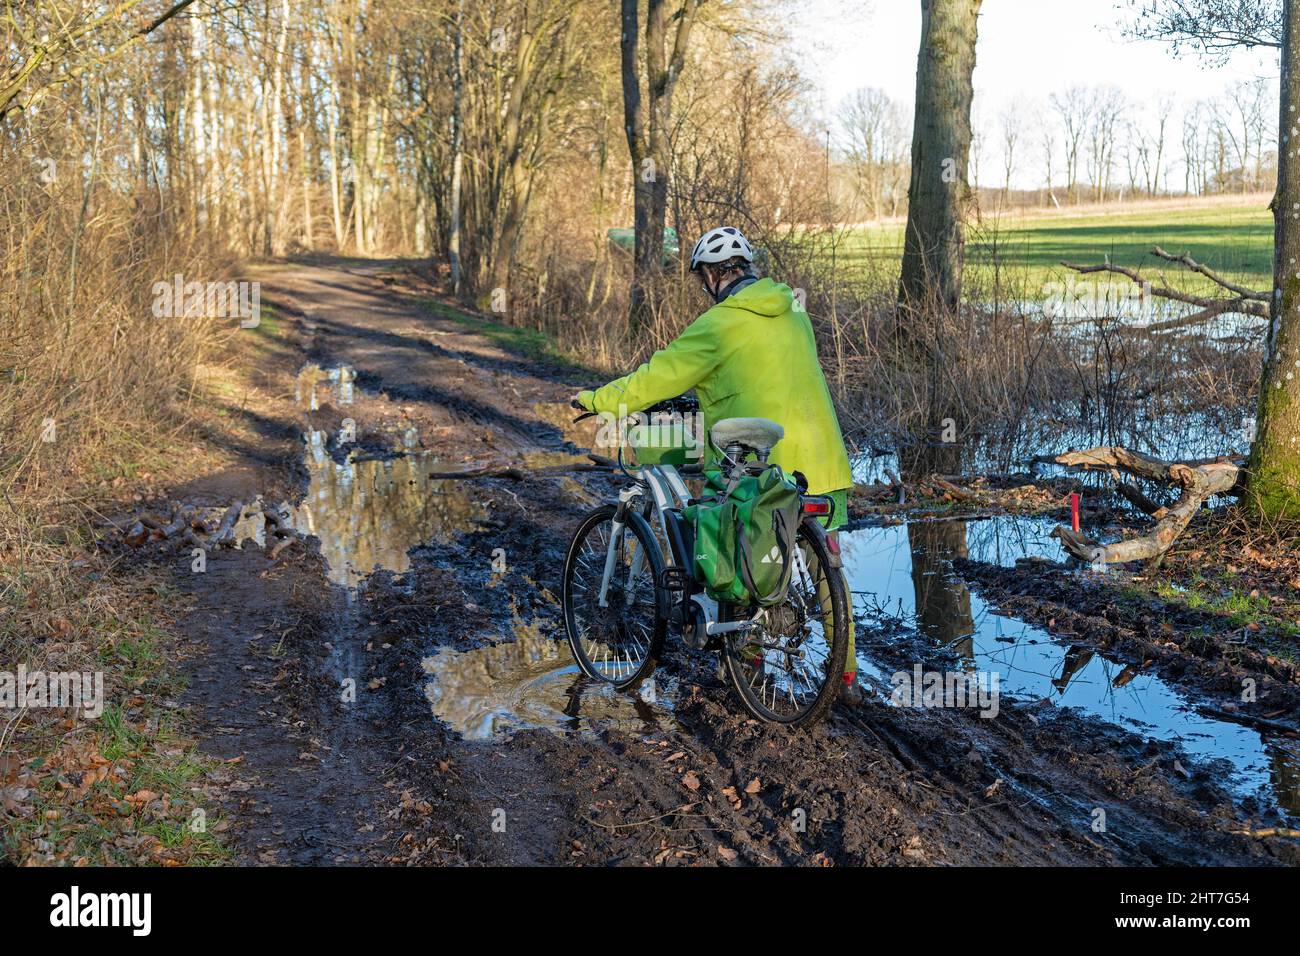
[586,278,853,495]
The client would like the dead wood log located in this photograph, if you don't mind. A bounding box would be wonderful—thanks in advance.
[1047,446,1242,564]
[928,475,973,500]
[209,501,244,548]
[162,508,192,538]
[139,512,168,531]
[1111,473,1164,517]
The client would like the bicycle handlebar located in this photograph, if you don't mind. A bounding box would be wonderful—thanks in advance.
[643,395,699,415]
[571,392,698,423]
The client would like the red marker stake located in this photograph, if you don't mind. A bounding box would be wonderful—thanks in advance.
[1070,492,1081,533]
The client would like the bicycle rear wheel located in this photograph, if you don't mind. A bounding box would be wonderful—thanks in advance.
[562,504,666,689]
[722,520,849,728]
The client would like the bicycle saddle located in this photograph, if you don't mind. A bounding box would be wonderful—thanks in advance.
[711,417,784,454]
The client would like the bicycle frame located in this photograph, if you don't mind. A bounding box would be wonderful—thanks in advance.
[596,463,690,609]
[596,460,818,642]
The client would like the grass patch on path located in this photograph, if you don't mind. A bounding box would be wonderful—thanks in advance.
[421,298,591,375]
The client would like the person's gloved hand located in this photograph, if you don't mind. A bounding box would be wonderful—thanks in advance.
[571,390,596,412]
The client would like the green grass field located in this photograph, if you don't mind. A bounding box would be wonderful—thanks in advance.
[839,197,1274,299]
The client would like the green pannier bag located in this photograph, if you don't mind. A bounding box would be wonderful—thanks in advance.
[682,464,802,606]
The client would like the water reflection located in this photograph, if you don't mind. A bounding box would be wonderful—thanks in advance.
[296,363,356,409]
[842,516,1298,818]
[293,430,482,587]
[908,521,974,658]
[851,408,1249,486]
[422,621,677,740]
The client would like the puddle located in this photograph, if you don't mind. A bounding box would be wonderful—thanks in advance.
[294,430,482,587]
[422,620,677,740]
[851,408,1251,487]
[841,517,1300,817]
[296,364,356,410]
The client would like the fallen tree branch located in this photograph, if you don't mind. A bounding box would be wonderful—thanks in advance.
[1048,446,1242,565]
[1110,471,1165,517]
[1060,247,1269,326]
[1150,245,1269,302]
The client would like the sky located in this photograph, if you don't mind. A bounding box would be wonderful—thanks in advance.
[787,0,1281,187]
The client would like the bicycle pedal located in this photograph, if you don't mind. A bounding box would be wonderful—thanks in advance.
[658,567,690,591]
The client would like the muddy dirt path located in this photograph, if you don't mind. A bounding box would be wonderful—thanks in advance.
[144,259,1297,866]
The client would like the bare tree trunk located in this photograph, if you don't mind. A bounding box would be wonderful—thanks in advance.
[265,0,290,255]
[1247,0,1300,521]
[621,0,701,331]
[895,0,981,479]
[898,0,980,319]
[301,125,313,249]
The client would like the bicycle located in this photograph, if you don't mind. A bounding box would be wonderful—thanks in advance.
[560,395,850,728]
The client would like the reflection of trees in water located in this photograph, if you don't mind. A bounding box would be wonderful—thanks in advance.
[962,515,1056,565]
[883,407,1246,488]
[1267,740,1300,816]
[294,447,480,586]
[907,521,974,661]
[1052,645,1095,694]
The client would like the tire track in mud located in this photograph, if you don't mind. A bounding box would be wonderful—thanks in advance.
[165,259,1297,866]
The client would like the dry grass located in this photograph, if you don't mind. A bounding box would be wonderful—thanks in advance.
[0,105,244,865]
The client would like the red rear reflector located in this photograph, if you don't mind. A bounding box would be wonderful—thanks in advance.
[826,536,840,554]
[802,500,830,515]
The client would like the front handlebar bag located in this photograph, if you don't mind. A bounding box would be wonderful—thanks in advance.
[627,418,701,466]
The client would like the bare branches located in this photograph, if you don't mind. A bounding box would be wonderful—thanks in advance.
[1,0,197,122]
[1061,245,1270,327]
[1122,0,1281,57]
[1149,245,1269,301]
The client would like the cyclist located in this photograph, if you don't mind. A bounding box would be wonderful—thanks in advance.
[574,225,861,704]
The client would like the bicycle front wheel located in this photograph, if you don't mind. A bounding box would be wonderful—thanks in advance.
[562,504,666,689]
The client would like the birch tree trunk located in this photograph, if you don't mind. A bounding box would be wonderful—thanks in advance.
[449,0,465,293]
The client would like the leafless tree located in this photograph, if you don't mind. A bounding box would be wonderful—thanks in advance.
[838,87,909,220]
[620,0,704,330]
[1050,85,1094,202]
[998,100,1023,201]
[1085,86,1126,201]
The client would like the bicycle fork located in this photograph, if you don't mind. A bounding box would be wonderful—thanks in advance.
[598,487,644,608]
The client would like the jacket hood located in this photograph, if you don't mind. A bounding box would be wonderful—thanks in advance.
[722,277,793,317]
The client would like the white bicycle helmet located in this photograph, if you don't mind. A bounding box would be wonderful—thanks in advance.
[689,226,754,272]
